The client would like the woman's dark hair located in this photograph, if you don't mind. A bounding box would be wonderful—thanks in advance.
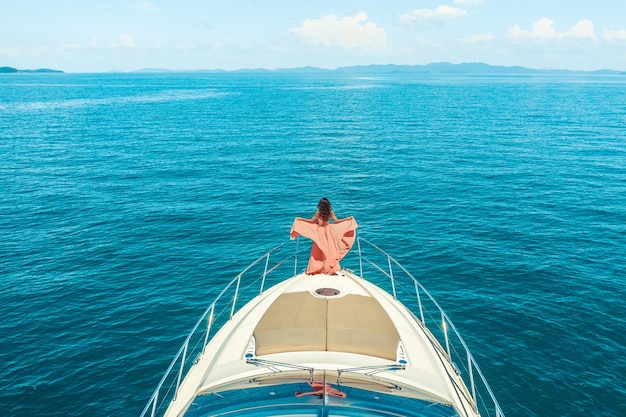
[317,198,332,221]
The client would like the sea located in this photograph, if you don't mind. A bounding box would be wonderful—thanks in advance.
[1,70,625,417]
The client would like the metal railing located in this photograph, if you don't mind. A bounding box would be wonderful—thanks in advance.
[139,242,296,417]
[140,236,504,417]
[355,237,505,417]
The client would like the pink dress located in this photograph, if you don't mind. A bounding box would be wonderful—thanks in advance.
[290,217,358,274]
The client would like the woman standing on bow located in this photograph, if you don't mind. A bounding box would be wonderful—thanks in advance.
[290,198,358,275]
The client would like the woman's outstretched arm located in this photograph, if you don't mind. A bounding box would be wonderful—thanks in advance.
[332,211,354,222]
[295,210,319,223]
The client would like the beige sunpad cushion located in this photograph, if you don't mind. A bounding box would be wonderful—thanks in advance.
[254,291,400,360]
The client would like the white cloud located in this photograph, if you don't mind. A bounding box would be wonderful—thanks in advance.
[604,28,626,41]
[509,18,557,40]
[509,18,597,41]
[289,12,386,49]
[461,33,496,43]
[569,19,596,39]
[111,35,137,48]
[399,6,467,29]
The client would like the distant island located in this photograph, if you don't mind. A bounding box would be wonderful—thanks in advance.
[326,62,624,76]
[133,62,625,76]
[0,66,64,74]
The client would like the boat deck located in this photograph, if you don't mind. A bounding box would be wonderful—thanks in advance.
[170,271,463,407]
[141,238,506,417]
[159,267,484,417]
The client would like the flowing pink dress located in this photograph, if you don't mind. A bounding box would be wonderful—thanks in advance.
[290,217,358,274]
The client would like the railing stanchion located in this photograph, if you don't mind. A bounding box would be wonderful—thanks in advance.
[260,253,270,294]
[357,236,363,279]
[415,281,425,325]
[230,274,241,320]
[294,236,299,276]
[442,312,450,357]
[388,255,396,300]
[175,342,188,399]
[151,391,158,417]
[468,350,476,406]
[203,304,215,351]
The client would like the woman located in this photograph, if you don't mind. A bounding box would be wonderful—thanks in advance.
[290,198,358,274]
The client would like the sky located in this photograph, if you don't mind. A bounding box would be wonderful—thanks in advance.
[2,0,626,73]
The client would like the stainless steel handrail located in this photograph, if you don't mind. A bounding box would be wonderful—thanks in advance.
[139,242,290,417]
[356,236,505,417]
[140,236,505,417]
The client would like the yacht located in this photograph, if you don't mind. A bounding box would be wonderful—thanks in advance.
[140,236,505,417]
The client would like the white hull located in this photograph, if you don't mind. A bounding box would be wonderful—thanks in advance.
[141,237,504,417]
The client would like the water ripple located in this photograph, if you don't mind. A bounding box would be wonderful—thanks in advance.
[1,72,625,417]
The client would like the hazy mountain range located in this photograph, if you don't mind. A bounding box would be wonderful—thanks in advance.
[2,63,624,75]
[133,62,624,75]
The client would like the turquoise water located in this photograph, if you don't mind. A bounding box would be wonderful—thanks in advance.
[1,72,625,417]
